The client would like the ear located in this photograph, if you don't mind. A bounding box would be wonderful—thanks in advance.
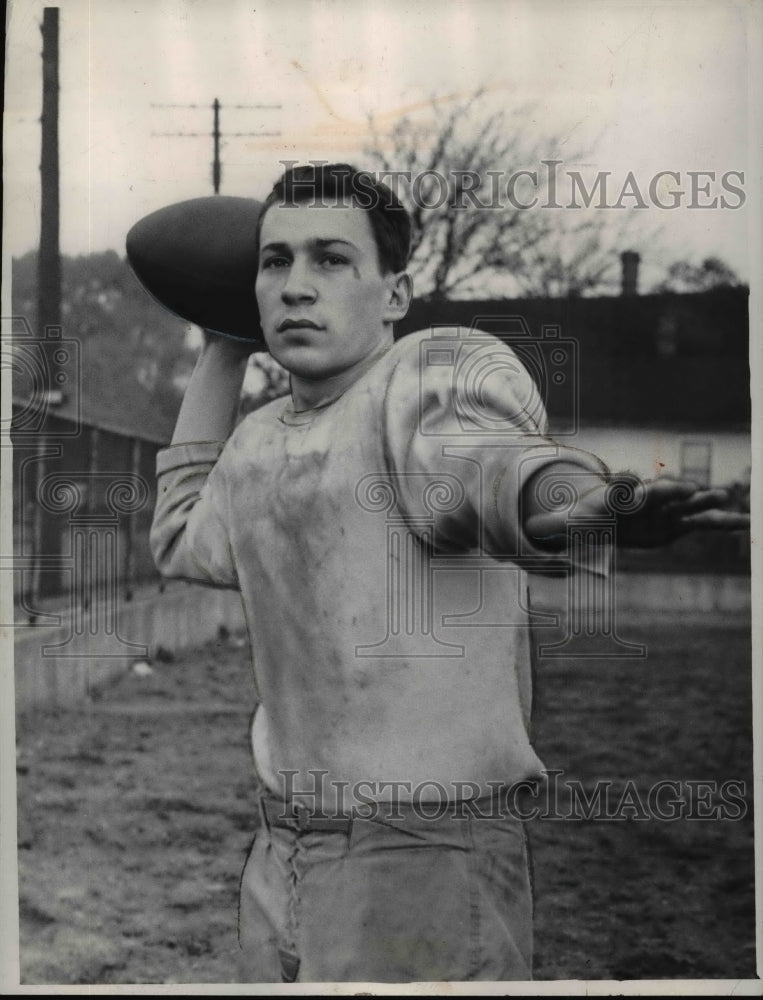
[383,271,413,322]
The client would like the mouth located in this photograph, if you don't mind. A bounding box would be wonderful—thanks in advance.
[277,318,324,332]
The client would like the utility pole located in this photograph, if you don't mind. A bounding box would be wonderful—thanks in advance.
[212,98,221,194]
[152,98,281,194]
[32,5,63,601]
[39,7,61,335]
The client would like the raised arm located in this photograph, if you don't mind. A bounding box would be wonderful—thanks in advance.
[523,462,750,550]
[171,332,255,444]
[150,332,258,586]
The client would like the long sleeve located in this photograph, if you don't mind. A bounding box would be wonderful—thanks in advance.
[150,440,239,588]
[382,328,611,567]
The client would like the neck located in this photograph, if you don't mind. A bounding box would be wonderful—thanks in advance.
[289,335,394,411]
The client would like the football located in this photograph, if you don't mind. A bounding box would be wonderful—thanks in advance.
[125,196,265,346]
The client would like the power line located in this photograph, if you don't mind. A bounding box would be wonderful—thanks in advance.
[151,97,282,193]
[152,102,282,110]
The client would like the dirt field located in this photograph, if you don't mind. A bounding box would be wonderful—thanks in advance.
[15,617,757,985]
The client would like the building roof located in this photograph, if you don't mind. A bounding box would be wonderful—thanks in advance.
[396,287,750,430]
[12,286,750,442]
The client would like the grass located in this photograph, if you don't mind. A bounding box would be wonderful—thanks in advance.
[14,617,756,984]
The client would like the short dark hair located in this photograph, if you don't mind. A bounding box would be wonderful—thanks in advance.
[257,163,412,274]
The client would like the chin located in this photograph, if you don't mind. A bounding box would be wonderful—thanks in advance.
[270,345,336,379]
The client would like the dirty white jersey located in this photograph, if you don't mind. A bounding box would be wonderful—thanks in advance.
[151,329,608,811]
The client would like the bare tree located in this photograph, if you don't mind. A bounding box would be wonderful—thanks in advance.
[364,91,644,299]
[653,256,744,294]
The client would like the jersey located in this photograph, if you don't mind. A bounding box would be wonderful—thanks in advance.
[150,327,609,813]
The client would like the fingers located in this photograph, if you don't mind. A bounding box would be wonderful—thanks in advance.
[642,477,698,506]
[663,484,749,533]
[679,509,750,532]
[645,480,743,518]
[605,475,748,543]
[666,488,730,517]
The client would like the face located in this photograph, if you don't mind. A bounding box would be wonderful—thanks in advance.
[255,200,404,380]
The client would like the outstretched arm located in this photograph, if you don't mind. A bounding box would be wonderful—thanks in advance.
[523,461,750,550]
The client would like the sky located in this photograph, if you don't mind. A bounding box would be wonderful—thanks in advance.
[2,0,760,289]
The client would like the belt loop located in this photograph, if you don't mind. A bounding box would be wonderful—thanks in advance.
[295,801,310,832]
[257,788,271,834]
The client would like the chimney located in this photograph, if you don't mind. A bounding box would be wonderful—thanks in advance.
[621,250,640,296]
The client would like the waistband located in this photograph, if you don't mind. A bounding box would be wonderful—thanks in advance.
[257,781,541,836]
[259,791,354,833]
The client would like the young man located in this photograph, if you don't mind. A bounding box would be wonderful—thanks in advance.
[150,164,746,984]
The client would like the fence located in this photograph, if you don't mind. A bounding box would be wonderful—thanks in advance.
[9,405,750,628]
[10,405,165,621]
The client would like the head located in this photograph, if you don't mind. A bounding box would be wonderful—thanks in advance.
[256,163,412,276]
[254,163,413,386]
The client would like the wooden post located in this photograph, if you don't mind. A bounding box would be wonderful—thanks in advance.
[212,97,221,194]
[124,437,142,601]
[39,7,61,336]
[35,7,63,597]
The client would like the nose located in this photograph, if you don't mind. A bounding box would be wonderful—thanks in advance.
[281,258,317,305]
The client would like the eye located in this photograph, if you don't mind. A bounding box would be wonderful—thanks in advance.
[320,254,348,268]
[261,256,290,270]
